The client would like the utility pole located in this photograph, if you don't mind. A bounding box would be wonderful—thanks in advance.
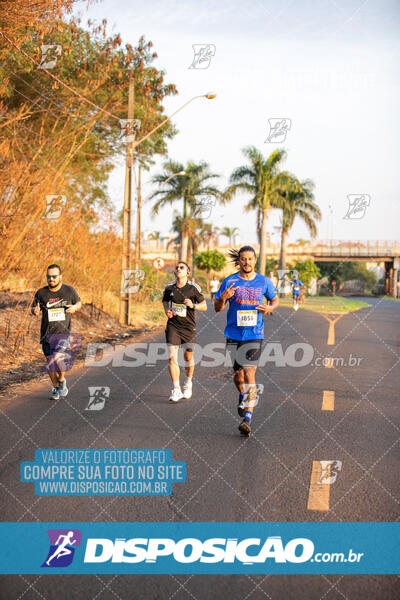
[119,72,134,325]
[135,164,142,269]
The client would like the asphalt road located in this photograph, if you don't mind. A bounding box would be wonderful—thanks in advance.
[1,297,399,599]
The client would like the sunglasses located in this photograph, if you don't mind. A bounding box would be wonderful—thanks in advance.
[47,275,59,279]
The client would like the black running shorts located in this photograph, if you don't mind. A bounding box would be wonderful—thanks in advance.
[165,326,195,351]
[225,338,263,371]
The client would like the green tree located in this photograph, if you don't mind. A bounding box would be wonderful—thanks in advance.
[193,249,226,292]
[272,172,321,270]
[224,146,286,276]
[290,259,321,291]
[264,257,278,277]
[316,261,377,291]
[150,160,220,263]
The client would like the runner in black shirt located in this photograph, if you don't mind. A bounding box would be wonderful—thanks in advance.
[31,264,81,400]
[162,262,207,402]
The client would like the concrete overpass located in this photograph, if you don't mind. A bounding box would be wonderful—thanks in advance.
[266,240,400,296]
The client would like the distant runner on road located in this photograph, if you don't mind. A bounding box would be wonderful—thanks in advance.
[214,246,279,436]
[291,277,303,311]
[162,261,207,402]
[210,276,220,302]
[31,264,81,400]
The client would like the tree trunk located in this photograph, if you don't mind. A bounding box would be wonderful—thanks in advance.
[257,207,262,248]
[180,233,189,263]
[279,229,287,271]
[259,207,268,276]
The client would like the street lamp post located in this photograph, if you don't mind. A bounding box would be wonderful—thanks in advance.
[164,170,186,184]
[119,92,216,325]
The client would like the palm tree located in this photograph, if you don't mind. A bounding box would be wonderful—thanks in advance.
[272,172,321,270]
[148,231,163,250]
[224,147,286,275]
[150,160,220,262]
[201,223,220,250]
[220,226,239,246]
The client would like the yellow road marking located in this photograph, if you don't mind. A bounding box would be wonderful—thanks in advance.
[322,390,335,410]
[327,321,335,345]
[320,313,344,345]
[324,357,334,368]
[307,461,330,511]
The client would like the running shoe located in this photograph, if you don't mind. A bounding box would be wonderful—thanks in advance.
[50,387,60,400]
[182,380,192,399]
[238,417,252,436]
[58,379,68,397]
[237,392,245,417]
[169,388,183,403]
[294,304,299,311]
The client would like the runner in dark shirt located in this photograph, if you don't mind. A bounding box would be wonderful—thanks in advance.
[162,262,207,402]
[31,264,81,400]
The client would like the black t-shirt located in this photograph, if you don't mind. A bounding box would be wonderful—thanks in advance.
[162,282,204,336]
[33,284,80,341]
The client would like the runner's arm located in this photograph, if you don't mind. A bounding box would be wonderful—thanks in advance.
[194,300,207,312]
[65,301,82,314]
[31,293,41,316]
[214,297,226,312]
[162,301,173,318]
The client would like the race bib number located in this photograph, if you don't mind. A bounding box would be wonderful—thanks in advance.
[172,303,187,317]
[294,285,300,291]
[48,307,65,322]
[237,310,257,327]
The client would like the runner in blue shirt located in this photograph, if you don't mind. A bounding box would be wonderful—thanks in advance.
[214,246,279,436]
[291,277,303,311]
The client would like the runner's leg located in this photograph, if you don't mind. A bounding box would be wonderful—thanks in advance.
[243,366,258,419]
[45,357,59,387]
[183,349,194,379]
[168,345,180,385]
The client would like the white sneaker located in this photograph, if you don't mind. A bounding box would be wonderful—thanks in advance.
[169,388,182,403]
[294,304,299,311]
[50,387,60,400]
[182,381,193,399]
[58,379,68,397]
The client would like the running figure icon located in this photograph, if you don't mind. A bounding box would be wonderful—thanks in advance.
[45,531,77,566]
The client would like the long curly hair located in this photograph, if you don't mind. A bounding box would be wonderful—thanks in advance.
[227,246,257,266]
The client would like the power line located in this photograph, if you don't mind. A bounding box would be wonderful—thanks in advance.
[0,32,122,122]
[0,64,120,150]
[1,111,54,144]
[0,62,117,135]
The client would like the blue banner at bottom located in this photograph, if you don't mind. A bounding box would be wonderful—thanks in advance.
[0,522,398,574]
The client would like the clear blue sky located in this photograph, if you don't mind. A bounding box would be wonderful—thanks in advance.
[74,0,400,244]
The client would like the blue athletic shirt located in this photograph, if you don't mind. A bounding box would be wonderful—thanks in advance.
[215,272,277,341]
[291,279,303,295]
